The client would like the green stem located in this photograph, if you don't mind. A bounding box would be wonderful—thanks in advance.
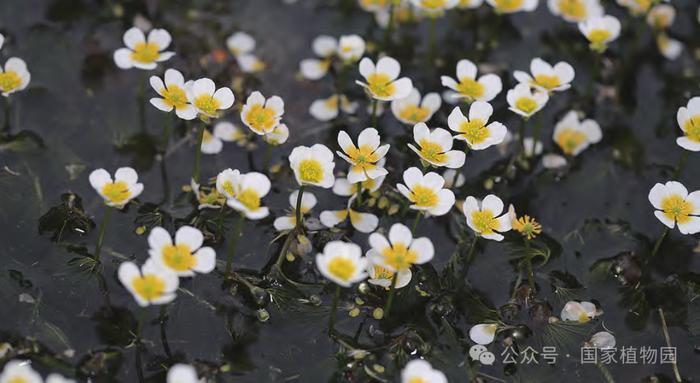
[411,211,422,234]
[135,311,145,383]
[383,272,399,319]
[263,144,272,173]
[518,117,527,154]
[224,212,246,278]
[295,185,306,230]
[658,307,682,382]
[427,16,437,74]
[192,123,205,187]
[355,182,363,206]
[465,235,479,269]
[328,285,341,336]
[596,362,615,383]
[525,239,535,295]
[370,99,379,129]
[382,3,395,51]
[3,97,10,135]
[650,227,669,258]
[93,207,113,263]
[159,305,173,360]
[138,73,147,132]
[532,112,543,155]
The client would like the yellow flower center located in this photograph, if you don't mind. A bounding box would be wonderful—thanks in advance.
[533,74,561,90]
[132,274,166,301]
[298,159,324,184]
[408,379,427,383]
[399,105,431,123]
[221,180,236,197]
[493,0,524,12]
[513,215,542,239]
[555,128,587,155]
[515,97,538,114]
[557,0,586,20]
[237,188,261,210]
[420,0,448,9]
[588,29,611,45]
[367,73,396,98]
[372,265,394,280]
[327,257,357,282]
[244,104,277,133]
[456,77,485,99]
[8,377,29,383]
[194,95,221,117]
[683,115,700,143]
[458,118,490,144]
[161,85,188,110]
[578,312,590,323]
[471,209,499,235]
[381,243,418,270]
[324,95,339,110]
[202,128,214,143]
[130,41,160,64]
[0,70,22,93]
[661,195,694,224]
[162,244,196,272]
[199,190,225,206]
[101,181,132,205]
[346,144,380,170]
[418,139,447,163]
[410,185,439,208]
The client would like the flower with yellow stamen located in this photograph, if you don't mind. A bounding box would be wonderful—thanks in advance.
[337,128,389,183]
[397,167,455,216]
[367,257,412,290]
[215,168,271,220]
[547,0,602,23]
[0,58,30,97]
[649,181,700,235]
[441,59,502,102]
[299,35,337,80]
[274,190,317,231]
[552,110,602,156]
[337,35,366,62]
[316,241,368,287]
[332,160,387,196]
[289,144,336,188]
[368,223,434,272]
[148,226,216,276]
[561,301,599,323]
[197,188,226,210]
[578,15,621,53]
[646,4,675,30]
[675,97,700,151]
[408,123,466,169]
[200,128,224,154]
[241,91,284,136]
[226,31,255,57]
[486,0,539,14]
[89,167,144,209]
[263,123,289,145]
[149,69,197,120]
[0,360,42,383]
[236,54,267,73]
[391,88,442,125]
[401,360,447,383]
[357,56,413,101]
[186,78,235,118]
[656,33,683,61]
[118,259,179,307]
[320,195,379,233]
[113,27,174,70]
[447,102,507,150]
[309,94,359,121]
[513,57,575,93]
[506,83,548,118]
[508,205,542,240]
[463,194,512,241]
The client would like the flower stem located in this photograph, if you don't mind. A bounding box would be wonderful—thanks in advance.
[2,97,11,135]
[135,310,145,383]
[411,211,422,234]
[370,99,379,129]
[356,182,363,206]
[295,185,306,230]
[465,235,479,269]
[650,227,669,258]
[328,285,341,336]
[525,239,535,295]
[159,305,173,360]
[427,16,437,73]
[383,272,399,319]
[263,144,272,173]
[596,362,615,383]
[192,123,205,187]
[224,212,246,278]
[93,207,113,263]
[138,72,147,132]
[658,307,682,382]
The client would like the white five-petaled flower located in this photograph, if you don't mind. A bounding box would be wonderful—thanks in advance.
[299,35,337,80]
[486,0,539,13]
[408,123,466,169]
[401,360,447,383]
[391,88,442,125]
[368,223,434,272]
[337,128,390,183]
[367,257,412,290]
[397,167,456,216]
[578,15,621,53]
[337,35,366,62]
[118,259,179,307]
[560,301,599,323]
[186,78,235,118]
[148,226,216,276]
[648,181,700,235]
[514,57,575,93]
[552,110,602,156]
[114,27,174,70]
[447,102,507,150]
[315,241,368,287]
[0,361,42,383]
[547,0,603,23]
[273,190,317,231]
[676,97,700,151]
[89,167,144,209]
[470,323,499,345]
[226,32,255,56]
[357,56,413,101]
[463,194,512,241]
[289,144,336,188]
[507,83,548,118]
[309,94,359,121]
[241,91,284,136]
[0,58,30,97]
[167,364,199,383]
[320,196,379,233]
[441,59,502,102]
[215,168,271,219]
[149,69,197,120]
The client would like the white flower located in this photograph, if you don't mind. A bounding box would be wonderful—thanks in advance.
[560,301,598,322]
[241,91,284,135]
[506,83,548,118]
[215,168,271,219]
[513,58,575,93]
[213,121,246,145]
[332,162,386,196]
[200,128,223,154]
[397,167,456,216]
[0,361,42,383]
[167,363,199,383]
[646,4,675,30]
[236,54,266,73]
[226,32,255,56]
[442,169,466,189]
[114,27,174,70]
[368,223,434,271]
[408,123,466,168]
[447,102,507,150]
[264,123,289,145]
[0,58,30,97]
[547,0,603,23]
[299,35,337,80]
[118,259,179,307]
[486,0,539,13]
[186,78,235,118]
[274,190,317,231]
[676,97,700,151]
[46,374,76,383]
[578,15,621,53]
[463,195,512,241]
[657,34,683,61]
[391,88,442,125]
[441,59,502,102]
[648,181,700,234]
[553,110,602,156]
[89,167,144,209]
[589,331,616,349]
[309,94,359,121]
[337,35,366,62]
[367,257,412,289]
[411,0,459,13]
[337,128,390,183]
[315,241,368,287]
[148,226,216,276]
[320,196,379,233]
[356,56,413,101]
[289,144,335,188]
[469,323,499,345]
[149,69,197,120]
[401,360,447,383]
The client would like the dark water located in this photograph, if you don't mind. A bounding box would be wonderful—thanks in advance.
[1,0,699,382]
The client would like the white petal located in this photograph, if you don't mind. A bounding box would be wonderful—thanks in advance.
[175,225,204,250]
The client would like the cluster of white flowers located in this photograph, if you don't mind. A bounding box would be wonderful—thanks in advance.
[0,33,31,98]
